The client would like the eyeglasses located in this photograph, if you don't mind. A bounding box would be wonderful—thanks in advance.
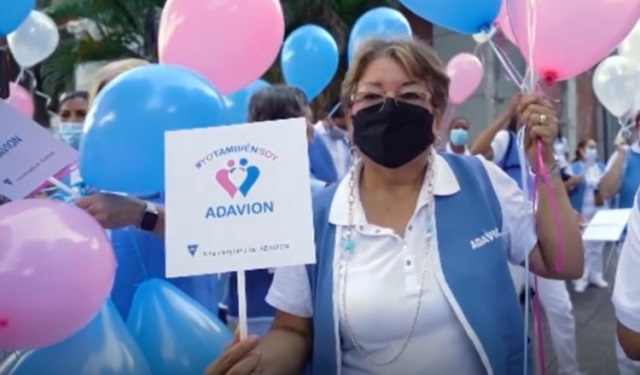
[351,90,431,108]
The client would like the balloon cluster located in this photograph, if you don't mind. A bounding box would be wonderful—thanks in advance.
[1,5,58,117]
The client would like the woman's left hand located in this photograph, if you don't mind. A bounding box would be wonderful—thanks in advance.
[516,94,559,172]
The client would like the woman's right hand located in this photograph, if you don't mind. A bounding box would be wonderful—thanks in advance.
[204,332,262,375]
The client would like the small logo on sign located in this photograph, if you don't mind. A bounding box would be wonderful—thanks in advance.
[187,244,198,257]
[215,158,260,198]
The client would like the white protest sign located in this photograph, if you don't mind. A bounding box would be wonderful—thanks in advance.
[582,208,632,242]
[165,118,316,277]
[0,101,78,200]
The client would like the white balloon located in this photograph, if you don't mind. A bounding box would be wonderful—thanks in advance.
[592,56,640,117]
[619,20,640,69]
[472,28,497,44]
[8,10,60,68]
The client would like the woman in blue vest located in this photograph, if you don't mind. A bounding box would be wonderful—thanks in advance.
[568,139,608,293]
[225,85,325,336]
[205,38,583,375]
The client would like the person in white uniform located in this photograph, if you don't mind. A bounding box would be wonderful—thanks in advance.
[613,187,640,363]
[566,139,608,292]
[471,98,584,375]
[204,38,583,375]
[445,116,472,155]
[314,100,351,180]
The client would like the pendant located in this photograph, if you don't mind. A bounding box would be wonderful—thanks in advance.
[343,237,355,253]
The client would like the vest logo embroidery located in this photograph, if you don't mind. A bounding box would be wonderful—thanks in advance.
[470,228,501,250]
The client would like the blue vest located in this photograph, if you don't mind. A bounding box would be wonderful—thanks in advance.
[305,154,531,375]
[226,270,275,318]
[499,132,523,189]
[619,151,640,208]
[308,132,339,184]
[568,161,605,213]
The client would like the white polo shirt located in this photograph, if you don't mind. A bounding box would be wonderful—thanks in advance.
[613,190,640,333]
[266,152,537,374]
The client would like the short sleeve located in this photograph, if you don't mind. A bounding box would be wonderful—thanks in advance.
[477,156,537,265]
[265,265,313,318]
[613,193,640,333]
[491,130,511,165]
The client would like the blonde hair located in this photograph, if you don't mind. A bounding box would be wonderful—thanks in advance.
[341,38,450,113]
[89,58,150,104]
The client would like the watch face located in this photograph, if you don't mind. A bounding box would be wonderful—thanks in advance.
[140,210,159,231]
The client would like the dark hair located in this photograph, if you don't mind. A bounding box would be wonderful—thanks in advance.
[248,85,309,122]
[573,139,588,162]
[60,91,89,107]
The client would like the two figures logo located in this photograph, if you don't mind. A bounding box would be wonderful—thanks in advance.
[215,158,260,198]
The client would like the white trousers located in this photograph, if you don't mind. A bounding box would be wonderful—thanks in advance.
[532,275,581,375]
[578,240,606,281]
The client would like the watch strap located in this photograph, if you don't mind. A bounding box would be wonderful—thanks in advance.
[139,201,159,232]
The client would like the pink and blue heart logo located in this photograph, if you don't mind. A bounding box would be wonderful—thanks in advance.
[215,158,260,198]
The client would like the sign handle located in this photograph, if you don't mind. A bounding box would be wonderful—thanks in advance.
[237,270,248,340]
[47,177,80,199]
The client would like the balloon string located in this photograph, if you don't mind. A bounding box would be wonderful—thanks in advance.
[516,127,532,375]
[532,276,547,375]
[487,39,525,90]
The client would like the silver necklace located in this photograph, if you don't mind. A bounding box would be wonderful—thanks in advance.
[339,157,436,366]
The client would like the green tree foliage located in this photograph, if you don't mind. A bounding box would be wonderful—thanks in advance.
[41,0,403,112]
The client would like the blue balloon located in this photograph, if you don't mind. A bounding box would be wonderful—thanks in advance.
[127,279,233,375]
[398,0,501,34]
[4,301,151,375]
[224,80,271,124]
[79,64,227,193]
[348,7,412,64]
[282,24,339,101]
[0,0,35,35]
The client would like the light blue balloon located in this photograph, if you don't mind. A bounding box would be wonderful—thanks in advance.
[4,301,151,375]
[398,0,501,34]
[347,7,412,64]
[224,79,271,124]
[79,64,227,193]
[0,0,35,35]
[127,279,233,375]
[282,24,339,101]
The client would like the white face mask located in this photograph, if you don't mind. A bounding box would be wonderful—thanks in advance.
[56,122,83,149]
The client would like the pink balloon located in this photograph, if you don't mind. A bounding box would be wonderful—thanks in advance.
[506,0,640,82]
[493,0,507,26]
[4,82,34,117]
[446,53,484,105]
[0,199,115,350]
[499,14,518,45]
[158,0,285,95]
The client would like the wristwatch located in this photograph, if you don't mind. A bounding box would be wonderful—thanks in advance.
[139,201,159,232]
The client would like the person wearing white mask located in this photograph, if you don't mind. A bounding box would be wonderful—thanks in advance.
[445,116,471,155]
[54,91,89,149]
[567,139,608,292]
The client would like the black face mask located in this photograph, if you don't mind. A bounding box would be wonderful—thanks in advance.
[352,99,435,169]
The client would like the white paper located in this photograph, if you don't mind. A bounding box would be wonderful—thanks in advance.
[164,118,316,277]
[582,209,632,242]
[0,101,77,200]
